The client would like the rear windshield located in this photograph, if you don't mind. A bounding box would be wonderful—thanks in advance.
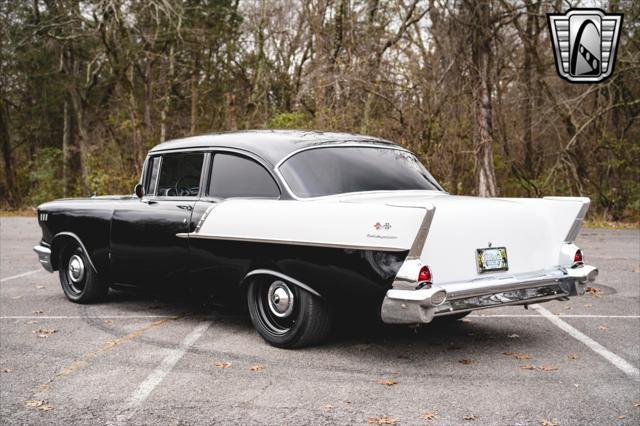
[279,146,442,198]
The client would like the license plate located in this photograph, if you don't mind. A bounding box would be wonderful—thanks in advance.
[476,247,508,273]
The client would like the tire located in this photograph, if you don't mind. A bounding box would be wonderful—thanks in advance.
[247,277,333,348]
[58,243,109,303]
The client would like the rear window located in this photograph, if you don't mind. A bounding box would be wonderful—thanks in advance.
[279,146,441,198]
[208,153,280,198]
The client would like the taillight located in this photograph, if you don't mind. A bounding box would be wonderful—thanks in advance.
[418,265,432,283]
[573,249,583,264]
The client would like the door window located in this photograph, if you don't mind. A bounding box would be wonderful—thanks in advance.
[209,153,279,198]
[156,153,204,197]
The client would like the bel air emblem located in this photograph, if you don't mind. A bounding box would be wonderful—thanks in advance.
[547,9,623,83]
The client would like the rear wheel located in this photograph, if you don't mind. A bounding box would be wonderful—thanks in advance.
[247,277,332,348]
[58,243,109,303]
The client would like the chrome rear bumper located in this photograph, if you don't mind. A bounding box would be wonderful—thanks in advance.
[33,245,54,273]
[381,264,598,324]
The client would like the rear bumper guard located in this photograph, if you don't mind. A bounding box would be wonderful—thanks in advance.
[381,264,598,324]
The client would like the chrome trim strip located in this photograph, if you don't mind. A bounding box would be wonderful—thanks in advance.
[33,245,53,273]
[194,204,218,233]
[51,232,98,273]
[244,269,322,298]
[564,201,590,243]
[174,232,406,252]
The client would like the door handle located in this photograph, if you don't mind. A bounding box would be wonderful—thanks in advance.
[141,199,157,205]
[177,205,193,211]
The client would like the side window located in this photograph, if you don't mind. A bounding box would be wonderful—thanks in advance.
[209,153,280,199]
[144,157,160,195]
[156,153,204,197]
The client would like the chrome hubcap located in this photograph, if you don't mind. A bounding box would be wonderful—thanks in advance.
[267,281,294,318]
[68,254,85,284]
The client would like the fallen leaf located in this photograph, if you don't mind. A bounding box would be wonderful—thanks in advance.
[634,400,640,407]
[25,400,53,411]
[598,325,608,331]
[521,364,536,370]
[324,404,333,410]
[33,310,43,315]
[507,334,520,338]
[538,366,558,372]
[618,415,626,419]
[249,364,265,372]
[36,285,44,289]
[103,320,113,325]
[27,320,39,324]
[1,368,13,373]
[463,415,478,421]
[541,419,559,426]
[32,329,57,338]
[567,354,578,360]
[215,362,232,369]
[503,351,516,356]
[378,379,397,386]
[459,359,475,365]
[585,287,602,297]
[368,415,396,425]
[516,353,531,360]
[421,411,438,420]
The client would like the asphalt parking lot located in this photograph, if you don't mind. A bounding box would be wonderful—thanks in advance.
[1,217,638,425]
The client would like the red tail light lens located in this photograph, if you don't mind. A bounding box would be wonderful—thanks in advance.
[418,266,432,282]
[573,249,583,263]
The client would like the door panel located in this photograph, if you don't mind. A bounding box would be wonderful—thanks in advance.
[110,199,194,285]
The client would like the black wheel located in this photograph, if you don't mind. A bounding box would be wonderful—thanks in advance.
[58,243,109,303]
[247,277,333,348]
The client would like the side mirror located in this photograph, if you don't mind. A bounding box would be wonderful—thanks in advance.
[134,183,145,199]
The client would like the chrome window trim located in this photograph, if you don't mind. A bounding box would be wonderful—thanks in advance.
[273,143,444,201]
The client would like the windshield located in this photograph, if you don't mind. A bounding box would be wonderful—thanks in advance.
[279,146,442,198]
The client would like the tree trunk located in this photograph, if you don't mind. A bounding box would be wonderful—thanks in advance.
[0,101,17,207]
[160,44,176,142]
[62,98,73,196]
[225,92,237,131]
[468,0,498,197]
[190,59,199,135]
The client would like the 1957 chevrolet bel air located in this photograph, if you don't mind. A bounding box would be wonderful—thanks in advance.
[34,130,598,347]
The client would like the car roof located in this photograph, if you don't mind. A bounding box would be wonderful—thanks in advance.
[149,129,400,165]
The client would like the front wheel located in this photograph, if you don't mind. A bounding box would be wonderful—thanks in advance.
[247,277,333,348]
[58,244,109,303]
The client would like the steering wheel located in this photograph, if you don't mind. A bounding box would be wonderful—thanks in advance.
[171,175,199,196]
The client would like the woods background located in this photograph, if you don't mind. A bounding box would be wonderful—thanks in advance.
[1,0,638,220]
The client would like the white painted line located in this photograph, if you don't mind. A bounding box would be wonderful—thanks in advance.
[113,321,211,424]
[532,304,640,382]
[0,269,42,283]
[471,314,640,318]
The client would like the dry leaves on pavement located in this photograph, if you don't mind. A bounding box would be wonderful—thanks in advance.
[463,414,478,421]
[633,400,640,407]
[25,400,53,411]
[1,368,13,373]
[32,329,57,338]
[33,310,43,315]
[421,411,438,420]
[585,287,602,297]
[567,354,578,360]
[458,359,475,365]
[215,362,232,369]
[598,325,609,331]
[541,419,559,426]
[367,415,396,425]
[378,379,397,386]
[538,366,558,372]
[503,351,531,360]
[249,364,265,372]
[520,364,536,370]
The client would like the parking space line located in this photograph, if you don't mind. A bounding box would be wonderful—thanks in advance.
[0,315,181,319]
[532,304,640,382]
[113,321,211,424]
[0,269,41,283]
